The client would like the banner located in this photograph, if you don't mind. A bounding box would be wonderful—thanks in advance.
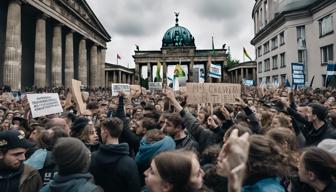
[71,79,86,114]
[209,64,222,79]
[326,64,336,87]
[27,93,63,118]
[148,82,162,91]
[186,83,241,104]
[243,79,254,86]
[111,84,130,96]
[291,63,305,87]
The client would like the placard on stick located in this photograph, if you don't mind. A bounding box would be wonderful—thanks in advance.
[148,82,162,91]
[111,84,130,96]
[27,93,63,118]
[186,83,241,104]
[71,79,86,114]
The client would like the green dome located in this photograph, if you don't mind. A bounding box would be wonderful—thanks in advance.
[162,13,195,47]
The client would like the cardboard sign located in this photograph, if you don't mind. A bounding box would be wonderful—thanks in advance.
[186,83,241,104]
[71,79,86,114]
[27,93,63,118]
[111,84,130,96]
[148,82,162,91]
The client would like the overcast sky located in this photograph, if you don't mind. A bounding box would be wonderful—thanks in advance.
[87,0,255,68]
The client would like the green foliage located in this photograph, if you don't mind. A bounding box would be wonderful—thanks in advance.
[226,47,240,69]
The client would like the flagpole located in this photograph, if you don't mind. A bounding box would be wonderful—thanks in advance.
[117,55,118,65]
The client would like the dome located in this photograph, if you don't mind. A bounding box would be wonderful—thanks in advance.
[162,13,195,47]
[279,0,319,12]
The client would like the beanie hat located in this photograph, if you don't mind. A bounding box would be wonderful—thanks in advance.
[53,137,90,176]
[71,117,89,137]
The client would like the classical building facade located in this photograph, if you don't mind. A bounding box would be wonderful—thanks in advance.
[227,61,257,84]
[251,0,336,88]
[105,63,135,85]
[0,0,110,90]
[133,14,229,86]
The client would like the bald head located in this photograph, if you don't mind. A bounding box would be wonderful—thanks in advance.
[46,118,70,135]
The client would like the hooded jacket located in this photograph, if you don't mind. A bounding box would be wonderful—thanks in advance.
[90,143,141,192]
[39,173,101,192]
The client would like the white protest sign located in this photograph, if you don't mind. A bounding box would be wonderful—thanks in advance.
[148,82,162,91]
[111,84,130,96]
[209,64,222,79]
[186,83,241,104]
[27,93,63,118]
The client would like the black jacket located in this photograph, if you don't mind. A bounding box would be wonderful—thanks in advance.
[90,143,141,192]
[287,107,336,146]
[175,131,199,151]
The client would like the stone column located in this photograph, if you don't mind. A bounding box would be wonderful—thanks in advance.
[135,63,140,84]
[3,0,22,90]
[78,38,87,85]
[113,71,117,83]
[90,45,97,87]
[189,58,194,82]
[64,31,74,88]
[51,24,62,87]
[162,61,167,85]
[147,62,151,82]
[253,68,256,81]
[240,68,244,82]
[105,71,108,87]
[100,49,106,87]
[34,15,47,88]
[235,70,238,83]
[118,71,122,83]
[246,68,249,79]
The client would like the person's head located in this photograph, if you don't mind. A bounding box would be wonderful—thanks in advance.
[0,130,33,170]
[246,135,289,179]
[135,117,157,137]
[317,139,336,157]
[298,147,336,187]
[161,113,183,137]
[197,111,209,125]
[45,117,70,135]
[223,123,252,143]
[144,150,204,192]
[270,114,292,130]
[71,117,89,138]
[53,137,91,176]
[266,127,298,152]
[78,123,99,145]
[28,126,45,143]
[307,103,328,123]
[101,117,123,143]
[37,127,68,151]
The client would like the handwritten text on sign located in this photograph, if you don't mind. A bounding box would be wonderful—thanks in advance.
[27,93,63,118]
[186,83,241,104]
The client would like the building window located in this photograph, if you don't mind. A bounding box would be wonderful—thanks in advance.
[264,59,270,72]
[271,36,278,50]
[258,62,262,73]
[279,31,285,45]
[272,75,278,84]
[263,42,269,54]
[258,46,262,57]
[280,53,286,68]
[266,76,270,84]
[319,15,333,37]
[298,50,305,63]
[281,74,286,83]
[320,44,334,65]
[297,26,305,41]
[272,55,278,69]
[264,0,268,25]
[259,77,263,84]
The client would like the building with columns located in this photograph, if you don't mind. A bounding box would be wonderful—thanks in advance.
[251,0,336,88]
[227,61,257,84]
[105,63,135,85]
[133,14,229,86]
[0,0,110,90]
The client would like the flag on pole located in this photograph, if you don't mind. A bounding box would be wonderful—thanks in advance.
[174,64,186,78]
[155,61,162,82]
[117,54,121,60]
[309,75,315,88]
[243,47,252,61]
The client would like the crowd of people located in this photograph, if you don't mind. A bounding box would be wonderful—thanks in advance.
[0,84,336,192]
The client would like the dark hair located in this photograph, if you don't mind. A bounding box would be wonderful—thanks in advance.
[165,113,183,130]
[142,117,158,131]
[38,127,68,151]
[266,127,298,151]
[302,147,336,183]
[308,103,328,121]
[223,123,252,143]
[153,151,195,192]
[247,135,289,179]
[102,117,123,138]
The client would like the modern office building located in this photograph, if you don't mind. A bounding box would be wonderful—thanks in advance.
[251,0,335,87]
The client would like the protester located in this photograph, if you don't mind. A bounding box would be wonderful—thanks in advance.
[0,130,42,192]
[90,118,141,192]
[40,137,102,192]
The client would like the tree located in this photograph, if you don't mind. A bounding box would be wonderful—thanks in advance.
[226,47,240,69]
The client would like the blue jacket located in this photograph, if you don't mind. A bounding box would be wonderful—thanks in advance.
[242,177,286,192]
